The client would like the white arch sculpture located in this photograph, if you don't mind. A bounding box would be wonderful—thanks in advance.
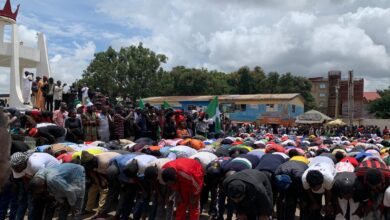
[0,0,51,108]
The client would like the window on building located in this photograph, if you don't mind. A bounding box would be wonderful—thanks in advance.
[235,104,246,111]
[319,93,326,97]
[266,104,277,112]
[319,101,324,107]
[319,83,326,89]
[292,105,296,113]
[187,105,196,111]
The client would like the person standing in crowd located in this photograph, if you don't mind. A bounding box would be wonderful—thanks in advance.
[384,126,389,136]
[53,102,68,127]
[65,109,84,143]
[45,77,55,112]
[30,74,38,108]
[81,84,89,105]
[22,71,33,105]
[176,121,191,138]
[195,112,208,136]
[76,103,84,119]
[54,80,66,110]
[113,106,133,140]
[98,105,111,142]
[223,169,273,220]
[81,104,99,142]
[163,111,176,139]
[35,76,46,110]
[29,163,85,220]
[162,158,204,220]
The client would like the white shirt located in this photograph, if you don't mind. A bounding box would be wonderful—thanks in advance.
[53,85,64,101]
[335,162,355,173]
[302,156,335,193]
[190,152,217,170]
[384,186,390,207]
[13,153,60,179]
[129,155,157,175]
[167,145,198,159]
[147,158,171,170]
[81,87,89,98]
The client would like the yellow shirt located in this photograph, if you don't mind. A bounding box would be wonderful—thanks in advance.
[71,148,105,160]
[290,156,309,164]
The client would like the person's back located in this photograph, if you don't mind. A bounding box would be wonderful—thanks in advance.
[256,153,287,174]
[35,163,85,203]
[223,169,273,219]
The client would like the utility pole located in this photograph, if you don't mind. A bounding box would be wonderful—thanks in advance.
[348,70,354,126]
[335,79,340,119]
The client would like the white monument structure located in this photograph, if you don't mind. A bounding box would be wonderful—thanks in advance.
[0,0,51,108]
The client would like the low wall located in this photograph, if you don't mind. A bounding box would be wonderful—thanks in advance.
[341,118,390,130]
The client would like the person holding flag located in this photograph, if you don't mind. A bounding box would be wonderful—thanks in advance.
[205,96,222,137]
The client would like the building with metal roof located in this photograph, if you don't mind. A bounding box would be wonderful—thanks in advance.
[143,93,305,125]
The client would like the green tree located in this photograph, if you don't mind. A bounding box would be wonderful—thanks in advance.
[237,66,253,94]
[79,43,167,99]
[369,86,390,119]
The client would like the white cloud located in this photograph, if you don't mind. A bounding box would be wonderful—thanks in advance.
[18,25,38,47]
[50,41,96,84]
[96,0,390,91]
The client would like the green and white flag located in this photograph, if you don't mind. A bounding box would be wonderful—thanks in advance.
[205,96,222,133]
[163,101,171,109]
[138,98,145,109]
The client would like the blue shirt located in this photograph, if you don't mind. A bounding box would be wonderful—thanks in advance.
[109,153,138,183]
[34,163,85,207]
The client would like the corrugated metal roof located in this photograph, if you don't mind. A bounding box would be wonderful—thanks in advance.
[143,93,302,102]
[363,92,381,101]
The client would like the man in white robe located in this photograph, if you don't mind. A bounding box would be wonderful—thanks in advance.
[22,71,33,105]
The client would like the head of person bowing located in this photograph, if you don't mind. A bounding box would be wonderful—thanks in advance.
[10,152,29,174]
[162,167,177,185]
[226,179,246,203]
[80,151,98,171]
[29,176,47,197]
[144,165,159,182]
[306,170,324,192]
[366,168,384,192]
[123,159,139,178]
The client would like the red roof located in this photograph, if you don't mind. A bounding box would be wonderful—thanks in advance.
[363,92,381,101]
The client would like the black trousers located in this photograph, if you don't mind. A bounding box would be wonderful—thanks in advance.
[45,96,53,112]
[54,100,61,110]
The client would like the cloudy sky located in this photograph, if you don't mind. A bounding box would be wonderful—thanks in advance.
[0,0,390,94]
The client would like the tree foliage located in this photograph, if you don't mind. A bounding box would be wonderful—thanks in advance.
[78,44,316,109]
[369,86,390,119]
[80,43,167,99]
